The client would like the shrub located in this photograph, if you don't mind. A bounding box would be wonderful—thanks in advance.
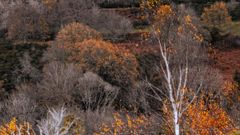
[56,22,102,44]
[201,2,232,28]
[75,72,119,111]
[64,39,139,89]
[0,88,37,123]
[37,61,81,105]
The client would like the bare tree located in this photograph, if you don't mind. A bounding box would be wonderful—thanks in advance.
[75,72,119,112]
[38,107,74,135]
[0,84,37,123]
[36,61,81,105]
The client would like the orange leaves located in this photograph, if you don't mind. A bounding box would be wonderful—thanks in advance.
[201,2,232,28]
[153,5,203,44]
[154,5,174,27]
[0,118,35,135]
[56,22,101,45]
[94,113,150,135]
[154,5,174,24]
[186,100,235,135]
[62,39,139,88]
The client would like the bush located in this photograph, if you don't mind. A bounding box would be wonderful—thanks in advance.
[56,22,102,44]
[37,61,81,105]
[64,39,139,89]
[75,72,119,110]
[201,2,232,28]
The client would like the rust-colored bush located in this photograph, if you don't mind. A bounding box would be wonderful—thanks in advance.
[56,22,101,44]
[63,39,139,89]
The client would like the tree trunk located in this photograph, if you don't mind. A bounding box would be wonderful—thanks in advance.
[173,105,180,135]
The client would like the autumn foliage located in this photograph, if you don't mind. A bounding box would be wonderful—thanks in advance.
[0,118,35,135]
[153,4,203,43]
[186,100,235,135]
[56,22,102,44]
[94,113,150,135]
[201,2,232,28]
[62,39,139,88]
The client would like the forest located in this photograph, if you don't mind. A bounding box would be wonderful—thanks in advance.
[0,0,239,134]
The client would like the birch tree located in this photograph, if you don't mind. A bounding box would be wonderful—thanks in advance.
[148,5,204,135]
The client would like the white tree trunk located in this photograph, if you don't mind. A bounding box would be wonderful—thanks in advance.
[173,108,180,135]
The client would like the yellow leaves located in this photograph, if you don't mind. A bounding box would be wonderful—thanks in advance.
[0,118,17,135]
[0,118,35,135]
[201,2,232,27]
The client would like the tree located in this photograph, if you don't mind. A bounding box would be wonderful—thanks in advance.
[56,22,101,44]
[149,4,208,135]
[201,2,232,28]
